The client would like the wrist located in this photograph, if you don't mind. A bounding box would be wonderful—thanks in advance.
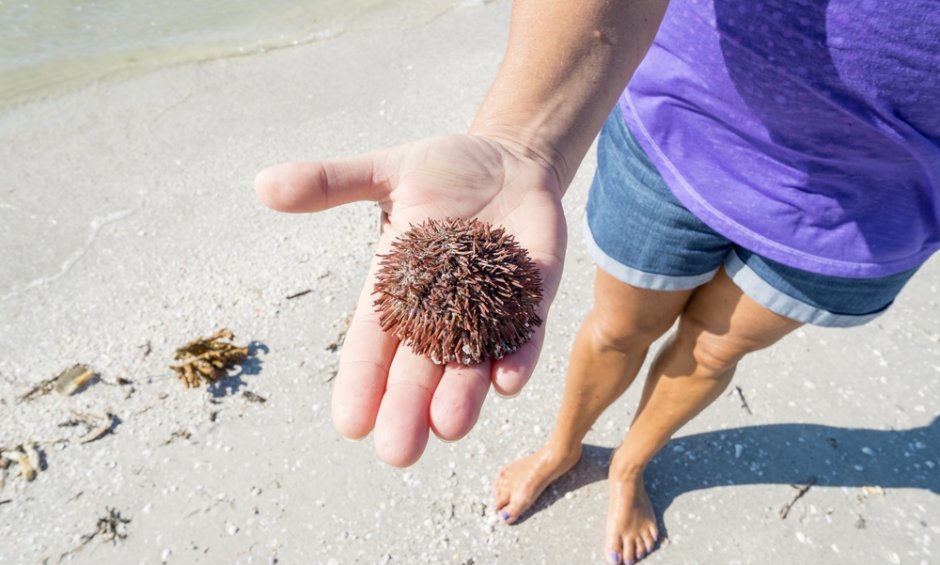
[468,119,570,196]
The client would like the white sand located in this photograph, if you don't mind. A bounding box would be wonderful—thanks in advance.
[1,1,938,563]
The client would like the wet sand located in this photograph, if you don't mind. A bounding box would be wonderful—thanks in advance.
[1,1,938,563]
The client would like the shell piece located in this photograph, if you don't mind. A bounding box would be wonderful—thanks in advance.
[373,217,543,365]
[23,443,41,472]
[54,364,97,396]
[1,449,36,482]
[69,411,115,444]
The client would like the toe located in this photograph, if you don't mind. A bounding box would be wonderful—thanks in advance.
[492,481,511,513]
[639,530,656,558]
[605,531,624,565]
[498,495,528,524]
[623,538,639,564]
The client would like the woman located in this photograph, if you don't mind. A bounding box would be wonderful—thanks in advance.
[255,1,939,562]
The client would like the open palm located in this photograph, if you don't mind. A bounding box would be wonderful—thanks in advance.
[256,133,567,466]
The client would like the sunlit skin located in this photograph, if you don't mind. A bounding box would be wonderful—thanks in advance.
[492,268,801,562]
[252,0,719,561]
[255,135,567,466]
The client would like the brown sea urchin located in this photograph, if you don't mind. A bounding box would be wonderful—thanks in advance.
[373,217,543,365]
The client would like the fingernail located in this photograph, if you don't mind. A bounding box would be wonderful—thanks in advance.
[607,551,620,563]
[499,511,510,521]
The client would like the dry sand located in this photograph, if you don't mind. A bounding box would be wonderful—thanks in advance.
[1,1,938,563]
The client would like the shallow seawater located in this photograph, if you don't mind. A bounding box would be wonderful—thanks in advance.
[0,0,463,110]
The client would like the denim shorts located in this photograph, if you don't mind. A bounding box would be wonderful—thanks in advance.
[585,107,919,328]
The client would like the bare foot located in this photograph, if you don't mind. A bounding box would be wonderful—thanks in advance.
[492,444,582,523]
[605,465,660,564]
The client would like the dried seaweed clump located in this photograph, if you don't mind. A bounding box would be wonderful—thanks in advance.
[171,328,248,388]
[373,217,543,365]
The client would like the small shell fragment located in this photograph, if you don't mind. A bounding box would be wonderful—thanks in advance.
[23,443,41,472]
[54,364,97,396]
[1,449,36,482]
[74,412,115,444]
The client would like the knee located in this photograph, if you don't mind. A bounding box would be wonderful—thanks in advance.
[587,307,674,354]
[674,317,748,378]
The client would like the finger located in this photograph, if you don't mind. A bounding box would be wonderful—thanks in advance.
[490,323,546,398]
[489,241,562,396]
[254,150,391,213]
[373,346,444,467]
[330,258,398,440]
[429,360,491,441]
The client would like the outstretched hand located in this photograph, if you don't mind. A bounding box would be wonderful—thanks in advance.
[255,133,567,466]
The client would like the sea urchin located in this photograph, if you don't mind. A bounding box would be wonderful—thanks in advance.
[373,217,543,365]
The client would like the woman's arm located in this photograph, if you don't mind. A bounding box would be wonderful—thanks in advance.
[472,0,669,190]
[254,0,669,466]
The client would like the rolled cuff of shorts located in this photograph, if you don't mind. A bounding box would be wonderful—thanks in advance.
[584,216,718,291]
[724,251,889,328]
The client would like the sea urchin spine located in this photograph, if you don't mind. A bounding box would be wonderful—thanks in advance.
[373,217,543,365]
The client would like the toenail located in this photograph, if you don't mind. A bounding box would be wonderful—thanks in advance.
[499,511,510,521]
[607,551,620,563]
[637,550,646,559]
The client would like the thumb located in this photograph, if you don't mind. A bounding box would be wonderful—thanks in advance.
[254,149,391,213]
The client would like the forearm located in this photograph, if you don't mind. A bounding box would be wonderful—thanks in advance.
[470,0,669,191]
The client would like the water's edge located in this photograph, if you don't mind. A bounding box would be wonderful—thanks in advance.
[0,0,464,113]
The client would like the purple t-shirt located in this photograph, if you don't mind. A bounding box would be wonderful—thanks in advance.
[620,0,940,278]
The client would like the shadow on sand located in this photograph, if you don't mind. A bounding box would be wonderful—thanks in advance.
[515,416,939,530]
[206,341,269,398]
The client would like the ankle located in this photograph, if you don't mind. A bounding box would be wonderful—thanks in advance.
[609,448,648,480]
[542,438,583,465]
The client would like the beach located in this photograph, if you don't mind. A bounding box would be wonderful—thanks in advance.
[1,1,938,563]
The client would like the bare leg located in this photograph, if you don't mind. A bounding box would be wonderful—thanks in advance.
[493,268,692,522]
[606,268,802,563]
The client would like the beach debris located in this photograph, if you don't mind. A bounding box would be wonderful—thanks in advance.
[242,390,267,404]
[60,507,131,560]
[325,314,352,353]
[1,444,40,482]
[93,507,131,544]
[16,376,57,403]
[286,289,312,300]
[373,217,543,365]
[16,364,98,403]
[729,385,752,415]
[779,475,816,519]
[59,410,116,444]
[23,442,41,471]
[138,340,152,357]
[170,328,249,388]
[160,430,192,446]
[55,364,98,396]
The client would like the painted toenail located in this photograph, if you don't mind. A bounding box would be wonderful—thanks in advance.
[637,550,646,559]
[499,511,510,521]
[607,551,620,563]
